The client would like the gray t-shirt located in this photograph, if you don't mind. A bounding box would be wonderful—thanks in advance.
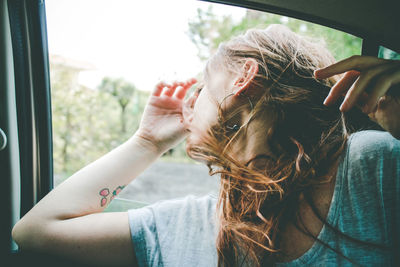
[128,130,400,266]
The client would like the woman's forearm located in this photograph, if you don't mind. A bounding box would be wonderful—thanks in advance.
[12,80,195,254]
[17,135,162,223]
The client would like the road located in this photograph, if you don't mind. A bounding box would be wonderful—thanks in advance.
[118,161,220,204]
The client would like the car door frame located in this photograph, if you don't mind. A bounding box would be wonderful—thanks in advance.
[2,0,398,266]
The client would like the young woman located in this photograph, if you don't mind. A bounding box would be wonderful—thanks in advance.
[12,25,400,266]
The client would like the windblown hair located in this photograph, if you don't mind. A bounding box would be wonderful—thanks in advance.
[187,25,384,266]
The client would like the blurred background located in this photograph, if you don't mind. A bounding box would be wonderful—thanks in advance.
[46,0,374,207]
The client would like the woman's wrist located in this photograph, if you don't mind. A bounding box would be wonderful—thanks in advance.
[129,132,165,156]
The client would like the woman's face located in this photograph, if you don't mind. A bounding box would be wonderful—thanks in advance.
[186,63,236,144]
[186,61,273,164]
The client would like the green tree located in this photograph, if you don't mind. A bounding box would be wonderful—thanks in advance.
[188,7,361,62]
[51,65,107,175]
[98,77,136,133]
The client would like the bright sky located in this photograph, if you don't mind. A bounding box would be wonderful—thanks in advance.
[45,0,246,91]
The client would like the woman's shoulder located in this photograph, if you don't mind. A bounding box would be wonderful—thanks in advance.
[347,130,400,161]
[341,130,400,198]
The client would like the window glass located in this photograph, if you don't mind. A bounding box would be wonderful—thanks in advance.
[378,46,400,98]
[379,46,400,60]
[45,0,362,209]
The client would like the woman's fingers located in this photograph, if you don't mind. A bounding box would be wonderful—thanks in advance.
[324,70,360,106]
[339,63,397,112]
[185,78,197,86]
[162,82,178,97]
[315,55,387,79]
[153,82,167,96]
[316,55,400,113]
[364,68,400,113]
[154,78,197,99]
[174,86,188,99]
[181,78,197,92]
[173,78,198,99]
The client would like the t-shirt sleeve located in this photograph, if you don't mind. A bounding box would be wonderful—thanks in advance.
[345,130,400,248]
[347,130,400,204]
[127,194,218,267]
[128,206,161,266]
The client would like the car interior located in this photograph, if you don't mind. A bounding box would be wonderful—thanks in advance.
[1,0,399,266]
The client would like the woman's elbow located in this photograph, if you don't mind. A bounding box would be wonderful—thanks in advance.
[12,217,46,251]
[12,219,26,248]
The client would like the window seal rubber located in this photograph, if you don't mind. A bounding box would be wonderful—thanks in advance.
[7,0,53,217]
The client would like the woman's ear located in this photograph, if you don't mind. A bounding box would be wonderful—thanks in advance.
[233,58,259,96]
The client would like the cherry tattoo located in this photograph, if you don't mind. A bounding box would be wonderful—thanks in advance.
[99,185,126,207]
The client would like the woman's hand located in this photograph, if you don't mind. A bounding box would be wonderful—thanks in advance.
[134,78,198,153]
[314,55,400,139]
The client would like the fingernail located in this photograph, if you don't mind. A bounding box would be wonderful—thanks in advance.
[323,98,328,105]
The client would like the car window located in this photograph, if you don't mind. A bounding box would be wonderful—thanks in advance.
[379,46,400,60]
[378,46,400,98]
[45,0,362,211]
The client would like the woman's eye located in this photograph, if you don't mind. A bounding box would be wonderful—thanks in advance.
[196,84,204,95]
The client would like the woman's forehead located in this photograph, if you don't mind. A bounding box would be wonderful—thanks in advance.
[204,53,224,82]
[204,61,211,82]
